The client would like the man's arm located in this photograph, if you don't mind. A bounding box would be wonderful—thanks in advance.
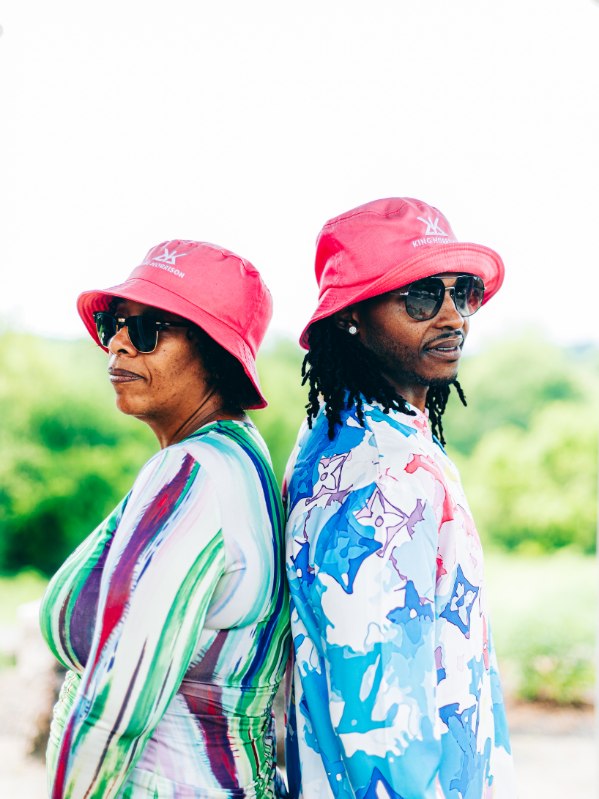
[288,461,443,797]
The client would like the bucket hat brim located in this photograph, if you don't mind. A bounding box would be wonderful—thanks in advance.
[299,241,503,349]
[77,276,267,409]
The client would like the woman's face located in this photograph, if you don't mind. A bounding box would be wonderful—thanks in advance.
[106,299,213,440]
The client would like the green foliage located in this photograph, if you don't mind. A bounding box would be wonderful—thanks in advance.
[442,331,595,455]
[516,634,594,705]
[457,404,598,553]
[252,339,306,484]
[0,570,49,668]
[442,332,598,553]
[0,328,597,578]
[0,328,596,705]
[486,551,596,705]
[0,332,155,575]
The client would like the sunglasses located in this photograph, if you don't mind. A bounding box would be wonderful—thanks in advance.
[391,275,485,321]
[93,311,191,353]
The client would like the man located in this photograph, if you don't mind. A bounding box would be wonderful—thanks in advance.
[284,198,516,799]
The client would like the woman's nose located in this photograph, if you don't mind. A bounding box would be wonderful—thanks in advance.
[107,324,136,355]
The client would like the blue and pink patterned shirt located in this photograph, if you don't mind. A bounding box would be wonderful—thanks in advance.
[284,399,516,799]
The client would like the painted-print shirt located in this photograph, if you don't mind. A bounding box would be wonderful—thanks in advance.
[284,400,516,799]
[40,420,290,799]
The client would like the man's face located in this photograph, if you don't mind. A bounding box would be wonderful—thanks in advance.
[349,274,471,407]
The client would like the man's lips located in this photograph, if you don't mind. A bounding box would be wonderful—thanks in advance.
[424,334,464,359]
[108,367,143,383]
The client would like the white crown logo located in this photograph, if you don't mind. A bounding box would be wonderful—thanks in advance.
[153,247,188,265]
[416,215,448,237]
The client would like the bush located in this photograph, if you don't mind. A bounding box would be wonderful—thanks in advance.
[1,329,598,575]
[253,338,306,484]
[516,635,594,706]
[443,332,595,456]
[0,333,155,575]
[457,402,598,553]
[486,551,596,705]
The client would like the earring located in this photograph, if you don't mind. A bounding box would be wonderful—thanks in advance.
[348,324,358,336]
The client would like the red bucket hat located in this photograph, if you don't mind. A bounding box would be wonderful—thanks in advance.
[77,240,272,409]
[300,197,505,348]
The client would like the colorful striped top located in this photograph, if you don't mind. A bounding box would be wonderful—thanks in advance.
[40,420,290,799]
[284,400,517,798]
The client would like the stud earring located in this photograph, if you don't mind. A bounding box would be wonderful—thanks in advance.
[348,324,358,336]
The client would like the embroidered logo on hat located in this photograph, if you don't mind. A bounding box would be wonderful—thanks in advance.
[153,247,188,265]
[143,245,190,278]
[416,215,448,237]
[413,214,453,248]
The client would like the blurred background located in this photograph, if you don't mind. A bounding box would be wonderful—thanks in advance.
[1,0,598,795]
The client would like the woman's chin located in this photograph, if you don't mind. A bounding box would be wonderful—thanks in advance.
[114,396,143,418]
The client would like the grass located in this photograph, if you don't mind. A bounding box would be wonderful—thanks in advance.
[0,570,48,627]
[0,570,48,669]
[485,549,596,705]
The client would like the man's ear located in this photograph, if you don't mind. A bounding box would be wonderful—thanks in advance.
[334,305,360,333]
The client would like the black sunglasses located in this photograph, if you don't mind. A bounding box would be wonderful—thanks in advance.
[93,311,191,353]
[391,275,485,321]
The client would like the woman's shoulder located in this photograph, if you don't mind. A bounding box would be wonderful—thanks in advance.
[181,420,271,466]
[129,422,277,513]
[138,421,264,466]
[164,420,276,487]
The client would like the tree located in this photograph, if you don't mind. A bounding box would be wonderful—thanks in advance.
[252,338,306,484]
[1,328,597,573]
[456,401,598,553]
[442,332,594,457]
[0,333,155,574]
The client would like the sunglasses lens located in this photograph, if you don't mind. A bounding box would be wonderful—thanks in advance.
[403,275,485,320]
[94,312,117,347]
[404,279,444,320]
[92,312,158,352]
[454,276,485,316]
[126,317,158,353]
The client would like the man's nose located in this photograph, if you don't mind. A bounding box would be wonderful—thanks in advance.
[436,287,465,326]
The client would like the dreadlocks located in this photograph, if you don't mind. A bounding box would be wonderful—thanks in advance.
[425,381,467,447]
[302,317,467,445]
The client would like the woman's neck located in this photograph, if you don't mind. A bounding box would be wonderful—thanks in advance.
[147,391,247,448]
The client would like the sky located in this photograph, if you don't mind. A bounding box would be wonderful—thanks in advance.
[2,0,598,352]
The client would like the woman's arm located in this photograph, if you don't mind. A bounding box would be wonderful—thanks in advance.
[50,446,225,799]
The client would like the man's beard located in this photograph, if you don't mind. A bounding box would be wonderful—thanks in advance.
[364,340,458,392]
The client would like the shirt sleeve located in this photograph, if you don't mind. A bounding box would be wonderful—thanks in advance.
[50,446,226,799]
[287,442,444,797]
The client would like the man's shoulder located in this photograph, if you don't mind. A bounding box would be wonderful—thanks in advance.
[285,407,373,505]
[294,402,427,458]
[294,404,374,459]
[285,402,432,503]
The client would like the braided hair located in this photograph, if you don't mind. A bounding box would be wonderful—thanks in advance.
[302,317,466,445]
[186,325,260,411]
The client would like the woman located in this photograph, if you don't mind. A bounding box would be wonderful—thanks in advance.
[39,240,290,798]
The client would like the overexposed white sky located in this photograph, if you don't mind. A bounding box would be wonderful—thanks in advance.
[2,0,598,349]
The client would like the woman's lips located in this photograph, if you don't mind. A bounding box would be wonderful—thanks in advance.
[108,368,143,384]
